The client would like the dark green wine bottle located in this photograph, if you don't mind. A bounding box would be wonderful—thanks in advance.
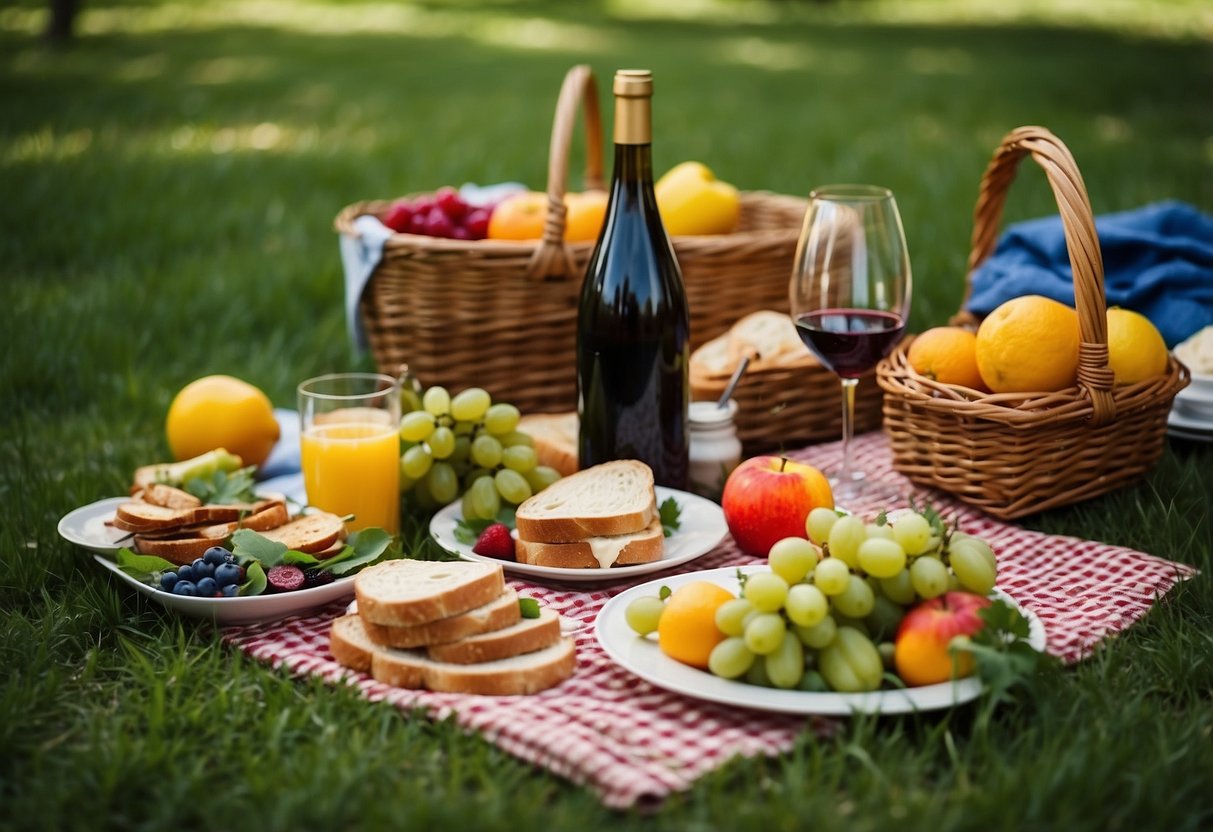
[576,69,690,489]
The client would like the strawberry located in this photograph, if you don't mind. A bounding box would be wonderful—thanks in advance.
[472,523,515,560]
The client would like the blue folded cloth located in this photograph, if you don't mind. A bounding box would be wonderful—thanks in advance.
[256,408,301,481]
[965,200,1213,347]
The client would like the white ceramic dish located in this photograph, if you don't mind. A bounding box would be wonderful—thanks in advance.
[1167,407,1213,438]
[57,497,137,556]
[58,497,354,624]
[430,486,728,583]
[89,554,354,625]
[595,566,1047,716]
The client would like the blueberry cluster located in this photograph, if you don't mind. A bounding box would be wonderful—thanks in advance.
[159,546,245,597]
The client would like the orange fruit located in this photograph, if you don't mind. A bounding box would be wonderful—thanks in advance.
[657,581,735,669]
[487,190,607,242]
[487,191,546,240]
[907,326,986,390]
[564,190,608,243]
[975,295,1080,393]
[1106,307,1168,384]
[166,375,280,467]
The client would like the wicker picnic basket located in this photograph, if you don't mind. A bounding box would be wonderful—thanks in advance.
[335,65,807,414]
[877,126,1189,519]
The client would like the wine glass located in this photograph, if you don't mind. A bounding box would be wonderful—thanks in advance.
[789,185,911,502]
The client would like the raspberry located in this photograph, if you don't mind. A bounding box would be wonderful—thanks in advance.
[472,523,515,560]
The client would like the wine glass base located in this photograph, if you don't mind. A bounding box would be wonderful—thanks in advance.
[829,471,906,509]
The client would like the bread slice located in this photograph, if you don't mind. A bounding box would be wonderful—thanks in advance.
[257,512,346,554]
[139,483,203,510]
[514,460,656,544]
[133,500,291,565]
[361,588,521,649]
[514,517,664,569]
[426,608,561,664]
[355,560,505,628]
[516,412,579,477]
[330,614,575,695]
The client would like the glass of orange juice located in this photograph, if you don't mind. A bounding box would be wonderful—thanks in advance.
[298,373,401,534]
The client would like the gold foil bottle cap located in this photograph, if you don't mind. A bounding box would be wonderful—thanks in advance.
[613,69,653,98]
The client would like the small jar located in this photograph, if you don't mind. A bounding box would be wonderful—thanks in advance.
[688,400,742,501]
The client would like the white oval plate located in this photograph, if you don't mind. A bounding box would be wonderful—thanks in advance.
[429,486,728,582]
[57,497,137,556]
[595,566,1047,716]
[59,497,353,625]
[89,555,354,625]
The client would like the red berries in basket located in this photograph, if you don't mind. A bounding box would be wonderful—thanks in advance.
[381,186,495,241]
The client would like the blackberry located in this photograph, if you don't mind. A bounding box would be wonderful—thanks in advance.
[303,569,335,589]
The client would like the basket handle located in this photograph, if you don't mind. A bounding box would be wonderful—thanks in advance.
[527,64,606,280]
[960,125,1116,425]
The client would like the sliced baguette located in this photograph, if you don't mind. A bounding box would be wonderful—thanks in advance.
[355,560,505,628]
[425,607,561,664]
[139,483,203,510]
[361,588,521,649]
[133,500,291,565]
[330,615,575,695]
[514,517,664,569]
[514,460,656,543]
[257,512,346,554]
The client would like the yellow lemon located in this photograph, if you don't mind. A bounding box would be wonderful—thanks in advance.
[166,375,280,467]
[657,580,735,669]
[975,295,1080,393]
[1106,308,1168,385]
[907,326,987,390]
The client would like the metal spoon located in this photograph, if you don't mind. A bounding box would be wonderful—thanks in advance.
[716,354,752,408]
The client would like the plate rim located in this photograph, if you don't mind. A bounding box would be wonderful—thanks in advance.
[594,565,1047,716]
[428,485,728,582]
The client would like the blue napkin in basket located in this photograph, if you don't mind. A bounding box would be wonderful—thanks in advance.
[964,200,1213,347]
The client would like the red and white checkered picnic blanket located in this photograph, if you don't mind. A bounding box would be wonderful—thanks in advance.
[222,432,1195,809]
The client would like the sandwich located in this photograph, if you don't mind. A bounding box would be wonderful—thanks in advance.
[512,460,663,569]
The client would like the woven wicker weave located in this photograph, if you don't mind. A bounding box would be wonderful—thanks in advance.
[877,126,1189,519]
[335,65,807,414]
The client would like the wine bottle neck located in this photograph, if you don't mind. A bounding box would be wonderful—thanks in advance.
[610,142,654,187]
[613,88,652,146]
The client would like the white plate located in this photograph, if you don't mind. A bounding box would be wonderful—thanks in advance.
[429,486,728,582]
[595,566,1047,716]
[1167,407,1213,439]
[58,497,354,625]
[89,554,354,625]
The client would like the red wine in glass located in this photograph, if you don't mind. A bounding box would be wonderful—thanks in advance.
[794,309,907,378]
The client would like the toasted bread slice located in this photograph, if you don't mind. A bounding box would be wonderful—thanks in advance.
[330,615,575,695]
[256,512,346,554]
[138,483,203,510]
[426,608,561,665]
[361,588,521,649]
[113,502,197,532]
[133,500,291,565]
[516,412,579,477]
[514,517,664,569]
[355,560,505,628]
[513,460,656,544]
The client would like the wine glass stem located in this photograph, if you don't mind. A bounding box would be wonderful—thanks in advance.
[839,377,858,484]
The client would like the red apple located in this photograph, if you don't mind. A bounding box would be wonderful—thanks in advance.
[893,591,992,687]
[720,455,834,556]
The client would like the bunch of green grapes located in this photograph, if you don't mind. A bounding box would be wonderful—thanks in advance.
[397,386,561,514]
[627,507,998,693]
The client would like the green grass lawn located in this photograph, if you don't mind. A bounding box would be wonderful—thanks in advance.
[3,0,1212,829]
